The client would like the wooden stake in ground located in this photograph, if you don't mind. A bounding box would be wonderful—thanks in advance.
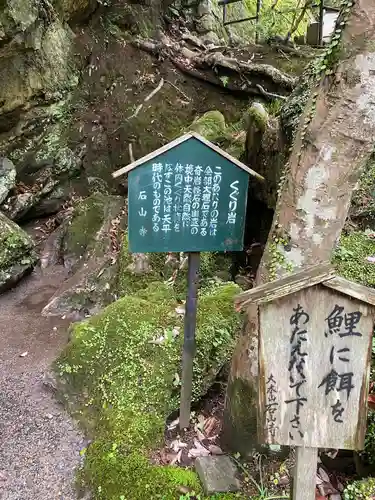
[293,447,318,500]
[235,263,375,498]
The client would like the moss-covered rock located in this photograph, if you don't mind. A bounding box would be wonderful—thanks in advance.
[55,281,241,499]
[0,211,37,292]
[188,111,226,142]
[0,16,77,115]
[2,149,82,221]
[62,192,125,271]
[117,235,233,300]
[42,193,126,318]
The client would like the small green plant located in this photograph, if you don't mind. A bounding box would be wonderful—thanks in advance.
[364,411,375,465]
[232,456,289,500]
[334,246,355,262]
[179,493,201,499]
[219,76,230,87]
[343,477,375,499]
[333,231,375,287]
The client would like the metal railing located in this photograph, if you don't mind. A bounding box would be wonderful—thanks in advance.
[218,0,340,46]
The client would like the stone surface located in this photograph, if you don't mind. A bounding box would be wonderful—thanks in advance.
[41,193,127,319]
[0,157,16,204]
[1,147,82,221]
[195,455,241,495]
[0,17,77,116]
[59,0,97,21]
[0,211,37,293]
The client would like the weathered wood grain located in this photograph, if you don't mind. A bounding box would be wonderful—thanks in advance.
[235,262,333,309]
[292,447,318,500]
[259,285,373,449]
[323,276,375,307]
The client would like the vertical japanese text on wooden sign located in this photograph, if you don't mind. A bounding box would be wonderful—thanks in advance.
[260,286,372,450]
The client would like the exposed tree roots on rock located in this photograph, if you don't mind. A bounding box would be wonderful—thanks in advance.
[133,37,297,100]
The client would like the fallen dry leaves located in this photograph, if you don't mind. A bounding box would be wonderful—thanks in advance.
[163,413,224,466]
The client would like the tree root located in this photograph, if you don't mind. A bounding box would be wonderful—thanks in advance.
[132,37,297,100]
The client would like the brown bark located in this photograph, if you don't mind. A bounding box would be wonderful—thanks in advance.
[223,0,375,455]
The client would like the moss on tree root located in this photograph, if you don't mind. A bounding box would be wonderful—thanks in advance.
[55,281,242,499]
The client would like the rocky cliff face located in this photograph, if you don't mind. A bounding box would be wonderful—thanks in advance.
[0,0,83,116]
[0,0,257,221]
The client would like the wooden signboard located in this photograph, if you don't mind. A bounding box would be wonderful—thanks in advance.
[113,132,263,429]
[236,263,375,500]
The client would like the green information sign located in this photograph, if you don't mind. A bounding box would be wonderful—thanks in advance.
[118,133,261,253]
[113,132,263,430]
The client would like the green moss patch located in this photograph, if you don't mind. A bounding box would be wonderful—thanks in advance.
[56,281,241,499]
[351,154,375,226]
[117,235,232,301]
[188,111,226,142]
[0,217,35,270]
[333,231,375,287]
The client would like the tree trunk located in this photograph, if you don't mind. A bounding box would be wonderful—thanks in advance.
[223,0,375,455]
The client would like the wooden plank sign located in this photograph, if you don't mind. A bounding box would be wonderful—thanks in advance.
[113,132,264,430]
[114,132,262,253]
[259,285,372,449]
[236,264,375,500]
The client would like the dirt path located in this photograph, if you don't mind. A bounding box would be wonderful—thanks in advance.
[0,265,86,500]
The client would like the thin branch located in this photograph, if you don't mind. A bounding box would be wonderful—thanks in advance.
[285,0,314,41]
[165,80,191,101]
[129,103,144,120]
[255,84,287,100]
[128,78,165,119]
[144,78,165,102]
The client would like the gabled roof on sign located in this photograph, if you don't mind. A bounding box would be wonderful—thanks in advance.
[112,132,264,181]
[235,262,375,310]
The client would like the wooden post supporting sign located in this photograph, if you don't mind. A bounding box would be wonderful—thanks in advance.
[293,447,318,500]
[236,263,375,499]
[180,252,200,428]
[113,132,264,431]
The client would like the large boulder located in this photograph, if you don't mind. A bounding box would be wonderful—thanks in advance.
[1,146,83,221]
[55,281,241,499]
[41,192,127,319]
[0,212,37,292]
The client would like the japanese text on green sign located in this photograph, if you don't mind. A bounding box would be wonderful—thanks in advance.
[128,137,249,252]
